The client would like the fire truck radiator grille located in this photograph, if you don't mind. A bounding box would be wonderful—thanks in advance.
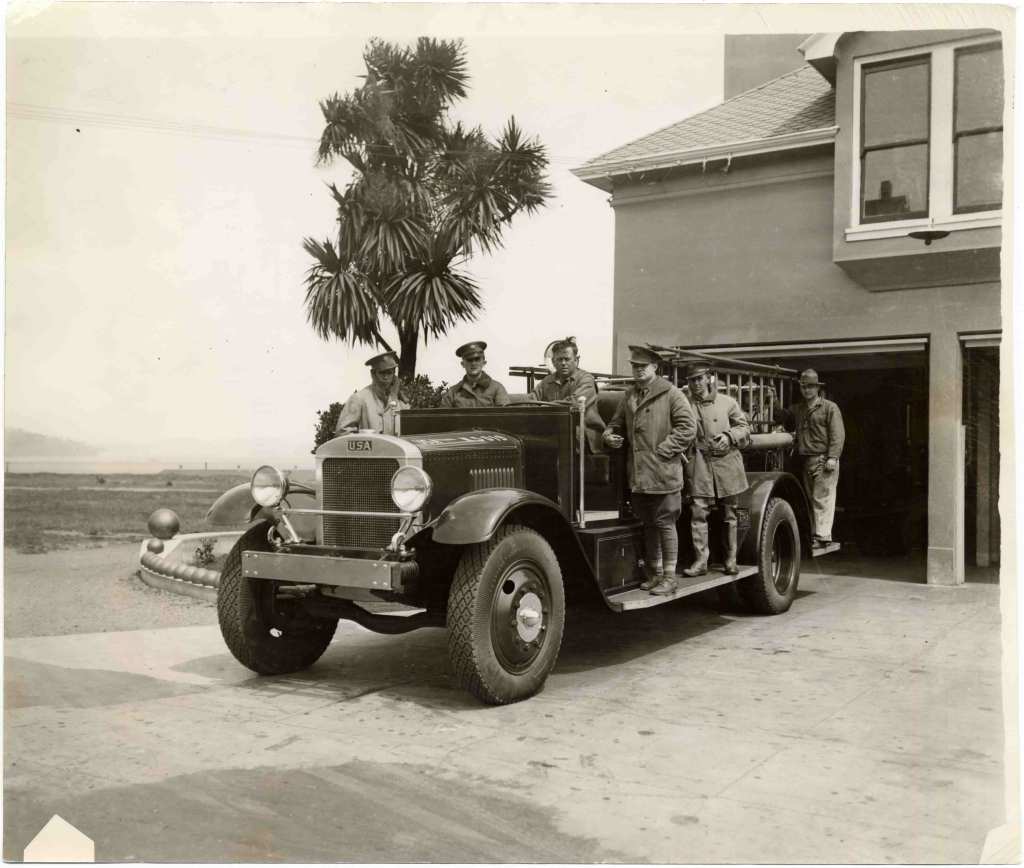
[321,457,401,548]
[469,466,516,489]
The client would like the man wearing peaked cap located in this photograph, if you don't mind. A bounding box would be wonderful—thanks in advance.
[683,360,751,577]
[779,369,845,548]
[440,340,511,408]
[603,344,696,596]
[334,350,409,435]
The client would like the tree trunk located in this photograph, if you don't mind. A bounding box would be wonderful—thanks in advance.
[398,326,419,380]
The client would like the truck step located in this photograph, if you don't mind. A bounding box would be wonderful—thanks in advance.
[606,565,758,612]
[810,542,840,557]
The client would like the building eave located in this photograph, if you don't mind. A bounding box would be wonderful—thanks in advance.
[572,126,838,192]
[798,33,844,84]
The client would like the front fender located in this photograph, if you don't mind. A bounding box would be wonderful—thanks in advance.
[205,484,319,540]
[427,489,567,545]
[737,472,811,564]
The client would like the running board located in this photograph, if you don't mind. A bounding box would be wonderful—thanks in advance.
[606,565,758,612]
[810,542,840,557]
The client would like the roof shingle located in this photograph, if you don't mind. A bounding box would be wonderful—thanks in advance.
[576,65,835,177]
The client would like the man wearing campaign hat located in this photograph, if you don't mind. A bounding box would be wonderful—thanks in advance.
[439,341,511,408]
[683,361,751,577]
[334,351,409,435]
[603,345,696,596]
[781,369,845,548]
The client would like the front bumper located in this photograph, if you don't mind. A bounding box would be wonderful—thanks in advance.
[242,550,418,595]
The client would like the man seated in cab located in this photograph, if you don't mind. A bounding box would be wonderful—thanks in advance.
[334,351,409,435]
[528,337,605,449]
[683,362,750,576]
[440,341,511,408]
[603,346,696,596]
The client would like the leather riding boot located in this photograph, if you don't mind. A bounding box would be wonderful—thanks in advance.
[723,515,739,575]
[650,574,678,596]
[682,518,709,577]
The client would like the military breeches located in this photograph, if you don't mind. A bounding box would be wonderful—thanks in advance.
[632,491,682,572]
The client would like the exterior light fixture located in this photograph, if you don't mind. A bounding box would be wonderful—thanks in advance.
[907,229,951,246]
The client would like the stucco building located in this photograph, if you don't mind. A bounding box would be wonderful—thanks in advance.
[574,31,1005,586]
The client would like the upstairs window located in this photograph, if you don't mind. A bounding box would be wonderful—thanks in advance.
[861,56,931,222]
[851,36,1003,235]
[954,44,1003,213]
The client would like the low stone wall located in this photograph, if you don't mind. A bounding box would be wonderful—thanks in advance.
[137,531,241,603]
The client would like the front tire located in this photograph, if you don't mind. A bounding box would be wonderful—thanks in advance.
[217,521,337,674]
[740,497,800,614]
[447,524,566,705]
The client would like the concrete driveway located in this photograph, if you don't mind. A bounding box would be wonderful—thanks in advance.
[4,570,1007,862]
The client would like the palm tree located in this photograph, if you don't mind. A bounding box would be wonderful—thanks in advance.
[303,37,551,378]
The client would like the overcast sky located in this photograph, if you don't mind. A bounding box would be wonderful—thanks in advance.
[6,3,1015,463]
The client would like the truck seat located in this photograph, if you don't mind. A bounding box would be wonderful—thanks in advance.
[596,390,626,426]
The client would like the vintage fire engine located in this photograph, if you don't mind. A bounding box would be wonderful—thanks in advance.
[207,346,831,704]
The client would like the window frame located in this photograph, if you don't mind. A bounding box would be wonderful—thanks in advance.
[847,35,1003,242]
[859,54,932,224]
[953,42,1004,215]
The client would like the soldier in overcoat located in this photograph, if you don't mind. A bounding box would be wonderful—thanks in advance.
[439,341,511,408]
[334,351,409,435]
[683,362,751,576]
[603,346,696,595]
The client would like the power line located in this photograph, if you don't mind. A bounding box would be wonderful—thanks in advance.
[9,102,595,165]
[8,102,319,148]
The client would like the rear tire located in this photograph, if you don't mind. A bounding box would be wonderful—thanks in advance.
[447,524,565,705]
[217,521,337,674]
[740,497,800,614]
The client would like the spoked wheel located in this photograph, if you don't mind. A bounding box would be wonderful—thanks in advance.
[740,497,800,614]
[217,521,337,674]
[447,524,565,705]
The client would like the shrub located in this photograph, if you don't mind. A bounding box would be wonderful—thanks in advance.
[193,537,217,567]
[313,374,447,451]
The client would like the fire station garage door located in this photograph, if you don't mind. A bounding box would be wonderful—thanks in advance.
[699,337,929,559]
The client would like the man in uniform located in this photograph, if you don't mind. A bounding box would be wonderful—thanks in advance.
[334,351,409,434]
[439,341,511,408]
[528,337,604,449]
[683,362,750,576]
[782,369,845,548]
[603,346,696,596]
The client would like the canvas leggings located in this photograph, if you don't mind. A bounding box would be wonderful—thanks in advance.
[802,455,839,541]
[631,491,682,575]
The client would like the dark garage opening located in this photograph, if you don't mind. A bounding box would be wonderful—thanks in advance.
[751,350,930,583]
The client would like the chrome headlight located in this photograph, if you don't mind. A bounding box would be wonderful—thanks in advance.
[391,466,432,512]
[251,465,288,507]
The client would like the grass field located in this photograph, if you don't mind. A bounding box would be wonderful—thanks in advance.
[4,470,272,554]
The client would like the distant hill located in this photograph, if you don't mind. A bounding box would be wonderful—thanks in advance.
[5,428,100,457]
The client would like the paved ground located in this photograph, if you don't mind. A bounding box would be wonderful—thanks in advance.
[4,543,216,638]
[3,552,1010,862]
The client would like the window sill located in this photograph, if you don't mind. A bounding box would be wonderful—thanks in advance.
[845,212,1001,242]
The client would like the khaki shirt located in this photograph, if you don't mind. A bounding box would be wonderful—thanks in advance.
[440,372,511,408]
[785,397,845,459]
[335,384,409,433]
[530,368,605,450]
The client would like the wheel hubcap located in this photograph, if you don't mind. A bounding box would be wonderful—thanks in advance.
[492,561,549,673]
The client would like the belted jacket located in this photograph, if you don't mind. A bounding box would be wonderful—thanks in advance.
[603,377,696,494]
[439,372,511,408]
[686,392,750,499]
